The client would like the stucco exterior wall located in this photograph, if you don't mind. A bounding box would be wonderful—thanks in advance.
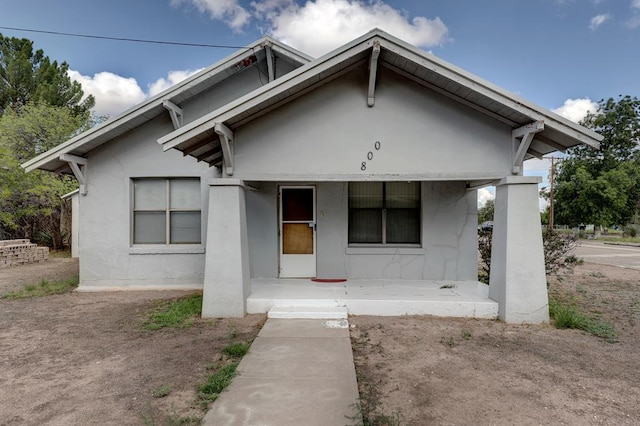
[233,67,512,181]
[77,114,215,290]
[245,181,477,281]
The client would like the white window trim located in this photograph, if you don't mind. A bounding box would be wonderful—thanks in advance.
[130,177,203,247]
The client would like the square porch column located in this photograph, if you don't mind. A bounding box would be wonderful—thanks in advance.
[202,179,250,318]
[489,176,549,324]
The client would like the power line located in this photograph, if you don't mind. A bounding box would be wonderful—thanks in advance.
[0,25,247,49]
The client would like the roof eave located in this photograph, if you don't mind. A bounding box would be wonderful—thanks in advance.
[159,29,602,155]
[22,36,313,173]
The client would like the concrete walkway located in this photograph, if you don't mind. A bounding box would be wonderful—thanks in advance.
[202,318,362,426]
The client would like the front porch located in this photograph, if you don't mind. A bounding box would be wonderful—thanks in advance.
[247,278,498,318]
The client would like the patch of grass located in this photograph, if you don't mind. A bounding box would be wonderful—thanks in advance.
[151,384,171,398]
[549,298,617,342]
[222,342,250,358]
[588,271,606,278]
[440,336,456,347]
[141,406,201,426]
[197,362,238,403]
[1,276,79,299]
[461,330,472,340]
[49,249,72,258]
[141,294,202,330]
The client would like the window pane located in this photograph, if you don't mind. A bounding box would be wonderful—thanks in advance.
[282,188,314,221]
[134,212,166,244]
[387,208,421,244]
[349,208,382,243]
[134,179,166,210]
[349,182,383,208]
[386,182,420,208]
[170,179,200,209]
[170,212,201,244]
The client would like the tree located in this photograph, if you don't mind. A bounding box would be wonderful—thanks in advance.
[553,96,640,228]
[0,103,88,248]
[0,33,94,116]
[478,199,494,223]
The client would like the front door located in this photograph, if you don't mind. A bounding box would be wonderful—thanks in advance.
[279,186,316,278]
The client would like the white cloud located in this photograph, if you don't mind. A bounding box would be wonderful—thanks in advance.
[477,187,494,208]
[632,0,640,9]
[148,69,203,97]
[175,0,448,57]
[552,98,598,123]
[589,13,610,30]
[257,0,448,57]
[69,69,201,117]
[69,70,147,117]
[626,15,640,28]
[171,0,251,31]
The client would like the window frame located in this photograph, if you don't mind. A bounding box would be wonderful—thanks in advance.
[348,181,422,247]
[131,177,202,246]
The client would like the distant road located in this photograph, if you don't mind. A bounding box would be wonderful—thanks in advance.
[576,241,640,270]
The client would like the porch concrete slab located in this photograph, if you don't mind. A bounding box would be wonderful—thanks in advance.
[247,279,498,319]
[202,319,361,426]
[267,305,348,319]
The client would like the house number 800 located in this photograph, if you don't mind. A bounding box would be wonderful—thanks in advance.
[360,141,381,171]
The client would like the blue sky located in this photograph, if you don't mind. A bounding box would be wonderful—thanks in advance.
[3,0,639,205]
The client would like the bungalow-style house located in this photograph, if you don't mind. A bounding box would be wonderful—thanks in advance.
[24,29,601,324]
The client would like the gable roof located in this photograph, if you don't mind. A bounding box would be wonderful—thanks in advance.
[159,29,602,168]
[22,36,312,173]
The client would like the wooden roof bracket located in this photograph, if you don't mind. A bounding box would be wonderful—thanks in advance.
[367,41,381,107]
[214,122,234,176]
[512,120,544,174]
[265,44,275,82]
[60,153,88,195]
[163,100,183,130]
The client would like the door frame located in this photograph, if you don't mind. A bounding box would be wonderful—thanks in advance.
[278,185,317,278]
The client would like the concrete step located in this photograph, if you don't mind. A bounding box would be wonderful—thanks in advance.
[267,305,348,319]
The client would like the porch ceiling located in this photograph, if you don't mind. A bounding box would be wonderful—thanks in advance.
[159,29,602,166]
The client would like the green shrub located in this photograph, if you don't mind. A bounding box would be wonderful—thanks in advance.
[478,229,580,284]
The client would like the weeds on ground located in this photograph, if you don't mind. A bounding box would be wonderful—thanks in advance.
[549,298,617,342]
[197,362,239,405]
[1,276,79,299]
[221,342,250,358]
[349,327,404,425]
[196,340,253,407]
[141,294,202,330]
[140,403,201,426]
[151,385,172,398]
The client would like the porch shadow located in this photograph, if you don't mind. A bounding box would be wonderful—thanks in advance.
[247,279,498,319]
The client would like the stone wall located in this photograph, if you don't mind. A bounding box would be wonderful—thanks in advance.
[0,240,49,268]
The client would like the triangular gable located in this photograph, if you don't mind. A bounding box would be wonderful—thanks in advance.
[22,36,312,174]
[159,29,602,171]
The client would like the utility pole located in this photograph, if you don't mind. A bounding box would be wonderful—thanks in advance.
[549,157,555,230]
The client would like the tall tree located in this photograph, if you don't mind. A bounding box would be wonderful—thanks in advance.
[0,103,87,248]
[553,96,640,228]
[0,33,94,116]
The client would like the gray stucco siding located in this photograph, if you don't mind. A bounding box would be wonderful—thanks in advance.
[232,66,512,181]
[245,180,477,281]
[78,114,214,289]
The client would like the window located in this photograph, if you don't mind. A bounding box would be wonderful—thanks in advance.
[348,182,420,245]
[133,178,201,245]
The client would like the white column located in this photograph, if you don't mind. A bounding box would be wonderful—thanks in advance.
[489,176,549,324]
[202,179,250,318]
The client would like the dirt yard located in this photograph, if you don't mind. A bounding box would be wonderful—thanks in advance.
[350,262,640,425]
[0,259,265,425]
[1,258,639,425]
